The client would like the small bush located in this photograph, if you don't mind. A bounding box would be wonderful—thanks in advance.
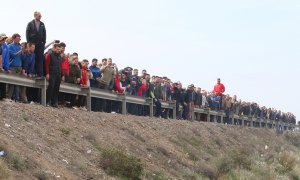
[33,170,49,180]
[100,148,143,179]
[59,128,71,136]
[231,148,252,170]
[0,159,9,179]
[216,157,233,176]
[285,133,300,148]
[7,153,27,171]
[277,152,296,174]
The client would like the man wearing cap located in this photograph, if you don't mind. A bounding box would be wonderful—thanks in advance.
[0,34,10,100]
[26,11,46,77]
[214,78,225,110]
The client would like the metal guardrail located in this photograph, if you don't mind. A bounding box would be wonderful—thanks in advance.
[0,72,296,131]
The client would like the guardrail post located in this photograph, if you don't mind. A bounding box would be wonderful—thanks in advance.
[169,101,176,119]
[36,78,46,106]
[213,115,217,123]
[241,117,244,126]
[192,110,195,121]
[81,87,91,112]
[206,111,210,122]
[118,94,126,115]
[250,117,253,127]
[220,114,224,124]
[146,98,154,118]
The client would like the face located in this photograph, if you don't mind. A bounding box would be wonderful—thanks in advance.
[13,36,21,44]
[61,46,65,54]
[34,12,42,21]
[107,59,112,66]
[217,79,220,84]
[6,38,12,44]
[102,60,107,66]
[142,79,146,84]
[121,74,126,79]
[92,60,97,66]
[142,70,146,74]
[134,70,138,75]
[29,44,35,52]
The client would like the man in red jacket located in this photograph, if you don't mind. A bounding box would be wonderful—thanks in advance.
[214,78,225,110]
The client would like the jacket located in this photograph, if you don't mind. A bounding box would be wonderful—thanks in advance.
[61,56,69,77]
[99,66,114,85]
[26,20,46,44]
[80,66,88,86]
[66,64,81,84]
[21,52,35,74]
[89,65,101,88]
[44,51,61,75]
[138,84,148,97]
[214,83,225,95]
[8,43,22,67]
[113,75,124,93]
[1,43,10,71]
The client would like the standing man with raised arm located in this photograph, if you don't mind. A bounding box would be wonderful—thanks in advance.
[26,11,46,77]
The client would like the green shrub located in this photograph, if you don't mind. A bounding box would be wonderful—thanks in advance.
[100,148,143,179]
[0,159,9,179]
[277,152,296,174]
[7,153,27,171]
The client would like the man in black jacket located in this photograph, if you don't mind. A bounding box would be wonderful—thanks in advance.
[26,11,46,77]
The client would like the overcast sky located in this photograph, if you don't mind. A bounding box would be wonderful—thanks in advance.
[3,0,300,122]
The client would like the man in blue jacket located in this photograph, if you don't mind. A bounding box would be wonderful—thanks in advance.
[0,34,10,100]
[89,58,101,111]
[7,33,28,103]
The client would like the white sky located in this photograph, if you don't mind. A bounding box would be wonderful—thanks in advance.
[2,0,300,122]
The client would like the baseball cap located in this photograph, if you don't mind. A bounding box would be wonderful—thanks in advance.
[0,33,8,41]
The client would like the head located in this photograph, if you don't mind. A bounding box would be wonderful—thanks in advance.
[52,43,61,54]
[82,59,89,67]
[107,58,112,66]
[5,37,12,44]
[59,42,66,54]
[27,43,35,53]
[217,78,221,84]
[142,69,147,75]
[121,73,126,79]
[21,42,27,52]
[92,58,98,66]
[34,11,42,21]
[102,58,107,66]
[133,69,138,76]
[142,78,147,85]
[0,34,8,45]
[12,33,21,44]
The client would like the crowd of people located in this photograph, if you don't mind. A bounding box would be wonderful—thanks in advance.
[0,11,297,125]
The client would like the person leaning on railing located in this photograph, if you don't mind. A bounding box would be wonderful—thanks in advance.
[0,34,10,101]
[7,33,28,103]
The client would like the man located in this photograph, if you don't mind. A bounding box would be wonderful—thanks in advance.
[7,34,28,103]
[99,58,115,112]
[214,78,225,109]
[45,43,61,107]
[22,43,36,103]
[0,34,10,100]
[26,11,46,77]
[131,69,140,85]
[89,58,101,111]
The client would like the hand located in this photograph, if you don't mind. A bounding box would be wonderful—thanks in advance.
[76,78,81,83]
[0,68,4,72]
[46,74,50,81]
[6,70,11,74]
[62,76,65,82]
[28,74,32,78]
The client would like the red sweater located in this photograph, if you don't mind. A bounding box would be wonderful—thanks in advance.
[80,66,88,86]
[138,84,148,97]
[214,83,225,95]
[61,57,69,77]
[114,76,124,93]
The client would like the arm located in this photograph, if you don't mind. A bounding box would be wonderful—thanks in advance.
[26,22,31,42]
[44,53,51,75]
[44,40,55,51]
[43,22,46,44]
[9,45,21,59]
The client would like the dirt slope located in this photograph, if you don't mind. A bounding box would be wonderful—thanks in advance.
[0,101,299,180]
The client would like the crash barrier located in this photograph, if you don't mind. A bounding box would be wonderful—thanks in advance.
[0,72,296,131]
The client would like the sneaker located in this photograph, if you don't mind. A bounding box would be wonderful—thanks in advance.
[72,106,79,110]
[30,101,35,105]
[111,111,116,114]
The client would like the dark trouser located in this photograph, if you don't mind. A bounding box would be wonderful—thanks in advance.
[225,108,231,124]
[176,100,180,118]
[76,95,86,107]
[35,43,45,77]
[26,87,38,102]
[155,99,162,117]
[0,83,6,100]
[46,73,61,105]
[99,83,107,112]
[91,97,100,111]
